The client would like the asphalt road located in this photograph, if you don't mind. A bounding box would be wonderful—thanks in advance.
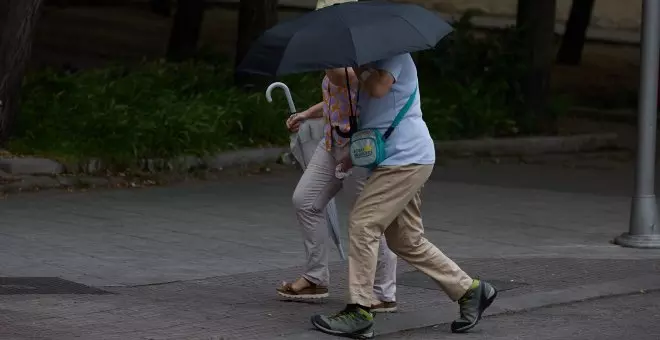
[382,291,660,340]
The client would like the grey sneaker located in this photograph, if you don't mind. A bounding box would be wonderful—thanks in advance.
[311,305,375,339]
[451,280,497,333]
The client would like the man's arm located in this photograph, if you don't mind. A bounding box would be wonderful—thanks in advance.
[357,68,395,99]
[357,57,404,98]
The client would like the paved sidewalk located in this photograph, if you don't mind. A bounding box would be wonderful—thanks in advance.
[1,155,660,339]
[383,291,660,340]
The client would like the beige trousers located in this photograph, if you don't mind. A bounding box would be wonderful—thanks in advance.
[293,141,398,302]
[348,164,473,307]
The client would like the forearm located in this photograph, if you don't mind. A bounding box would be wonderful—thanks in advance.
[302,101,324,119]
[361,72,380,97]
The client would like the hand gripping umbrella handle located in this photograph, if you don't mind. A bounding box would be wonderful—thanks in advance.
[266,82,297,114]
[265,81,307,167]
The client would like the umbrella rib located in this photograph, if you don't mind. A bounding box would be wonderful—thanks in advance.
[399,15,436,47]
[335,11,359,67]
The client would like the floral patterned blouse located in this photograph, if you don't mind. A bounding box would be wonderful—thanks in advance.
[322,75,359,151]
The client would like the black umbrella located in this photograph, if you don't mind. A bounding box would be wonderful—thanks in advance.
[237,0,453,76]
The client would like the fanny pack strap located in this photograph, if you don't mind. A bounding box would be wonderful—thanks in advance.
[383,85,417,139]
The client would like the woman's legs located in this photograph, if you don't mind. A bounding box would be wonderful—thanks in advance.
[290,143,343,287]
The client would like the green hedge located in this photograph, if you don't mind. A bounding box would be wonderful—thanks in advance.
[12,61,322,166]
[11,14,564,167]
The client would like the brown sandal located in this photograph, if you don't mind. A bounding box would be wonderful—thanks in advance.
[276,278,329,299]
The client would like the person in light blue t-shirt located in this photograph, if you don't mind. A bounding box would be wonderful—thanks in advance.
[311,54,497,339]
[356,54,435,167]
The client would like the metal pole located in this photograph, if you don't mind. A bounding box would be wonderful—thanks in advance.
[615,0,660,248]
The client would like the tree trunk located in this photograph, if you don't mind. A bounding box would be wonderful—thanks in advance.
[518,0,558,134]
[556,0,595,65]
[150,0,172,17]
[166,0,205,62]
[234,0,278,86]
[516,0,532,29]
[0,0,44,144]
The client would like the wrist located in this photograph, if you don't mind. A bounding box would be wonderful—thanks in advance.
[298,110,311,119]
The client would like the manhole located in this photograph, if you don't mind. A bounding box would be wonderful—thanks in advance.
[398,271,527,292]
[0,277,112,295]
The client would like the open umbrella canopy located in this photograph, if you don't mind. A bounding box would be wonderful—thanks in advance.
[237,0,453,76]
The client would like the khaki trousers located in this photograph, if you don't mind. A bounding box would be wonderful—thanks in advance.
[348,164,473,307]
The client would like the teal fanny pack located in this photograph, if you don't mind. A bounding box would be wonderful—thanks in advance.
[349,86,417,169]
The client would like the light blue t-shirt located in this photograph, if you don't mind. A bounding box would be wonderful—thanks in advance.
[357,53,435,166]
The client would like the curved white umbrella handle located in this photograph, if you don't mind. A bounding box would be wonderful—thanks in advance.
[266,82,297,114]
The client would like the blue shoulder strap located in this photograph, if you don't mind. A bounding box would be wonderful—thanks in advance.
[383,86,418,140]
